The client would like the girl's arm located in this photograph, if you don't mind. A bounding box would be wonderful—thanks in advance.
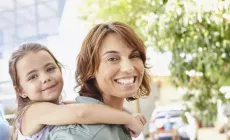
[61,100,76,104]
[26,102,137,125]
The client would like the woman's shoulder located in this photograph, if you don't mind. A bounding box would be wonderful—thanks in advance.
[50,124,105,137]
[48,124,131,140]
[75,96,104,105]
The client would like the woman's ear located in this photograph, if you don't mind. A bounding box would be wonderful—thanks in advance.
[91,72,96,79]
[14,86,27,98]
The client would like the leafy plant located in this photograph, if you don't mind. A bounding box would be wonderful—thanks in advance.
[77,0,230,123]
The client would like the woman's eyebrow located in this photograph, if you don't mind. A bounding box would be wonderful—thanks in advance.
[102,49,139,56]
[102,50,119,56]
[131,49,138,53]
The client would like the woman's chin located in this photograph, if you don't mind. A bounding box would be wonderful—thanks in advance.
[122,91,137,98]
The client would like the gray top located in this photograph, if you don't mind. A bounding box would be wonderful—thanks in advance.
[47,96,132,140]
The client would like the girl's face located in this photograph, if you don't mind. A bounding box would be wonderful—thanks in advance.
[95,33,145,100]
[16,50,63,103]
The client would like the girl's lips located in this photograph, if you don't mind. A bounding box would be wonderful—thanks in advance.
[42,85,56,92]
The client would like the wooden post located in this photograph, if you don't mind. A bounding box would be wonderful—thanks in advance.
[134,99,140,113]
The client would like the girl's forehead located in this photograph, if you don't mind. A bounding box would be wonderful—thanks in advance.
[18,50,52,64]
[16,51,56,75]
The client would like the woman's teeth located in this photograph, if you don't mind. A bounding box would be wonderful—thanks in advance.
[115,77,135,85]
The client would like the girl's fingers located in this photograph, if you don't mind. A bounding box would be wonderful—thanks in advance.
[135,114,146,126]
[135,115,144,125]
[140,116,146,126]
[133,113,147,126]
[142,116,147,125]
[129,130,138,138]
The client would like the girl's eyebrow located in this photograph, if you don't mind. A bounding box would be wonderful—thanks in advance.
[26,69,37,77]
[44,62,55,68]
[25,62,54,77]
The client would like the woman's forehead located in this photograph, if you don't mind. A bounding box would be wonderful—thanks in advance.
[99,33,137,54]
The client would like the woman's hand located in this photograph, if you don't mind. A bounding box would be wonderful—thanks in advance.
[125,113,147,138]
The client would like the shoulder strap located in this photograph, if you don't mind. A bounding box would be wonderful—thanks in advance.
[16,105,31,129]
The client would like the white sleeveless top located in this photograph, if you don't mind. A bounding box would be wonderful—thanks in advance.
[16,107,55,140]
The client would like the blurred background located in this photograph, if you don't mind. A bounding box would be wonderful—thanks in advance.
[1,0,230,140]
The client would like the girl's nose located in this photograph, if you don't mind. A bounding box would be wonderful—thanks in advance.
[41,73,51,83]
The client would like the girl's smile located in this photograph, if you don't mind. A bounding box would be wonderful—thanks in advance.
[16,50,63,102]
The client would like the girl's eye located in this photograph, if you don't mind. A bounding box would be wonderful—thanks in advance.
[28,75,38,81]
[47,67,56,72]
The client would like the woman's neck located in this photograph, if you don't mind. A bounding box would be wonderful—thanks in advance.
[102,95,124,110]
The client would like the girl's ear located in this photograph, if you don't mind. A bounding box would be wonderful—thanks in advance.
[58,66,62,73]
[14,86,27,98]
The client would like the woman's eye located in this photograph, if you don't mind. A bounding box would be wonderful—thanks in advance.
[28,75,38,81]
[47,67,56,72]
[108,57,118,62]
[131,54,140,59]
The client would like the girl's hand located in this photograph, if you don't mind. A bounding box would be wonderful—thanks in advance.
[125,113,147,138]
[134,113,147,126]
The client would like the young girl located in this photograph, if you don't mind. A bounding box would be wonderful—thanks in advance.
[9,43,146,140]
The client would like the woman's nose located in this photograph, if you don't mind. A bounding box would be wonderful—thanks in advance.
[120,59,134,74]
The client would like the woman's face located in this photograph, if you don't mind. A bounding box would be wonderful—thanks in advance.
[94,33,144,99]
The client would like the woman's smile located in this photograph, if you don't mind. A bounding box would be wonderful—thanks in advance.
[95,33,144,99]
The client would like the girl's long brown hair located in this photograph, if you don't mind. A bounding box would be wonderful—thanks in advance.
[9,42,62,140]
[75,21,151,102]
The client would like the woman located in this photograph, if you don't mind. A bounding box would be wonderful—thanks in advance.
[47,21,151,140]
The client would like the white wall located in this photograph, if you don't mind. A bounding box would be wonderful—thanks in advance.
[47,0,88,100]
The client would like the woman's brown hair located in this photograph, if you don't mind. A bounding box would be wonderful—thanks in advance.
[9,42,62,140]
[75,21,151,101]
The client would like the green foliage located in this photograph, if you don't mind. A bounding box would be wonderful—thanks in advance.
[77,0,230,123]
